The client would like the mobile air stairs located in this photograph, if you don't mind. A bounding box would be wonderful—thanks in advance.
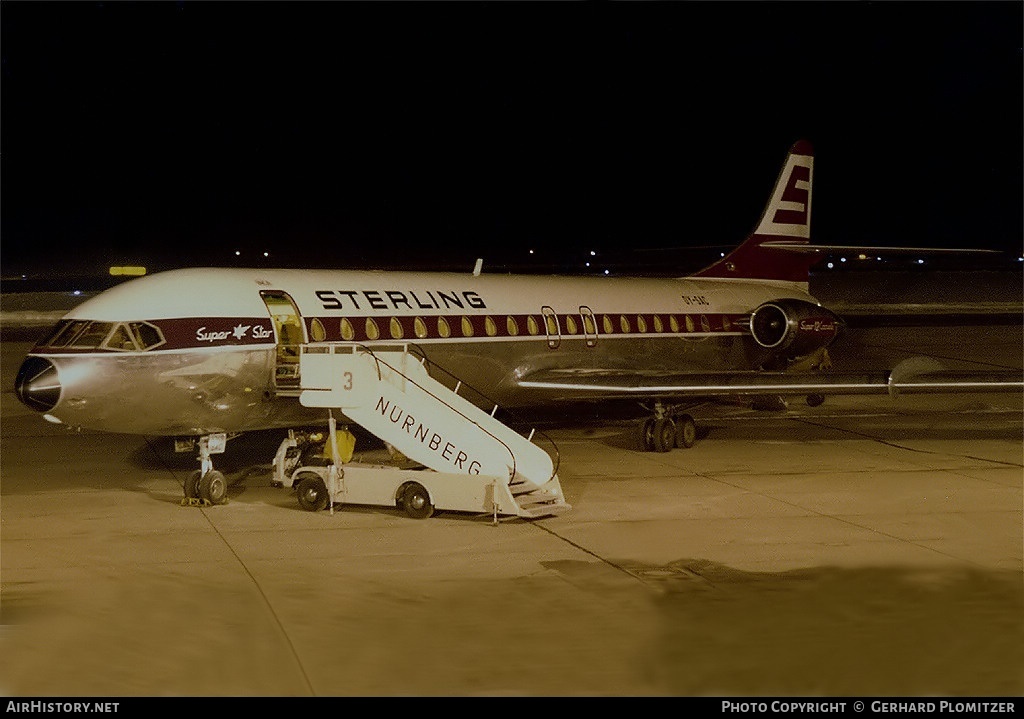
[274,343,571,521]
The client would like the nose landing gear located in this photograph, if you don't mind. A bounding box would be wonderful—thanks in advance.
[184,469,229,505]
[181,434,231,505]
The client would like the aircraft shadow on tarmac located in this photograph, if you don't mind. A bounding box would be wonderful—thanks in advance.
[542,557,1023,694]
[575,400,1022,450]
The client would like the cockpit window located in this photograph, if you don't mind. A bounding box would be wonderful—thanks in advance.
[39,320,66,346]
[127,321,165,350]
[100,322,166,351]
[39,319,166,351]
[42,319,90,347]
[69,322,114,348]
[103,324,140,351]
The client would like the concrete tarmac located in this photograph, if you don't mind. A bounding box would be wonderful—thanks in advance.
[1,325,1021,696]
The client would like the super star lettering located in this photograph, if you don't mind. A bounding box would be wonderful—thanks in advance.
[196,324,251,343]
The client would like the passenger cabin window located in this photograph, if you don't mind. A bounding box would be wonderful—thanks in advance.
[506,316,519,336]
[389,317,404,339]
[485,316,497,337]
[545,314,559,335]
[340,318,355,341]
[414,317,429,339]
[527,316,540,335]
[310,318,326,342]
[602,315,615,334]
[460,317,474,337]
[365,318,380,340]
[437,317,451,338]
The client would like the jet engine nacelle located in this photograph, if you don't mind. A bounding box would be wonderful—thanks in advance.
[748,299,841,358]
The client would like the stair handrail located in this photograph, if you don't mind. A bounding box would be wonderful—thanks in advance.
[401,343,561,484]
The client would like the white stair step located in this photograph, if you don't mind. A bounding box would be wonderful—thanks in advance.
[516,500,572,519]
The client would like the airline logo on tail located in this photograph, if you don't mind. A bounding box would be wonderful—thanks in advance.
[693,140,817,285]
[755,145,813,239]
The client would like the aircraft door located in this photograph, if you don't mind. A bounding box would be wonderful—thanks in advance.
[260,290,306,389]
[579,305,598,348]
[541,305,560,350]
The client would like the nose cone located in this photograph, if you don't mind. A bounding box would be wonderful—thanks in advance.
[15,356,62,412]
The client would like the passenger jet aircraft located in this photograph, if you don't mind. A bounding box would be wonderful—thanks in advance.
[15,141,1021,505]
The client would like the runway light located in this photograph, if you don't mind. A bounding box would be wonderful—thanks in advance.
[604,269,610,275]
[235,250,241,256]
[827,262,835,269]
[263,252,270,257]
[590,250,596,256]
[840,257,847,263]
[917,259,925,265]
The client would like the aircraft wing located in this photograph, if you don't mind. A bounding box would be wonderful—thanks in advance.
[514,358,1023,402]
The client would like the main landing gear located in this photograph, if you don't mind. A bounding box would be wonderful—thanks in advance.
[181,434,231,506]
[639,403,698,453]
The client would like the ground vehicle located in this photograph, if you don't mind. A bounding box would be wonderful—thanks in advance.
[272,418,569,521]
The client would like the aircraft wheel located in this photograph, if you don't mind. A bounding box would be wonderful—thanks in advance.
[199,470,228,505]
[676,414,697,449]
[184,470,203,499]
[806,393,825,407]
[296,474,328,512]
[401,482,434,519]
[641,418,657,451]
[652,418,675,452]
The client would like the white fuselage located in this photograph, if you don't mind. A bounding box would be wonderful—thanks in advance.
[16,267,825,436]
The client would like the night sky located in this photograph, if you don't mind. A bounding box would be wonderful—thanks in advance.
[1,1,1021,278]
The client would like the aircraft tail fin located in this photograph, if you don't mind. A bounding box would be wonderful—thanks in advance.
[694,140,820,286]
